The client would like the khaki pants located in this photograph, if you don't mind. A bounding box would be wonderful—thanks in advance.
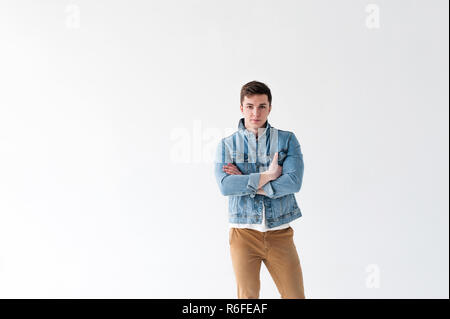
[229,226,305,299]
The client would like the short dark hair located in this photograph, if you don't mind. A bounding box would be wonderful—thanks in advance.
[240,81,272,106]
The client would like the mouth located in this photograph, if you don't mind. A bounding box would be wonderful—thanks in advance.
[250,119,260,122]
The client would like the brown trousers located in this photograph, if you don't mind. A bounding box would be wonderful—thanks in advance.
[229,226,305,299]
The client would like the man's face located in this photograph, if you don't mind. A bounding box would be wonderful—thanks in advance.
[240,94,272,131]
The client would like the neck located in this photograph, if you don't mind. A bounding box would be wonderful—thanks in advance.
[245,119,267,138]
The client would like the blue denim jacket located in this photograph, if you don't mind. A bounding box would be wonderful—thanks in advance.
[214,118,304,228]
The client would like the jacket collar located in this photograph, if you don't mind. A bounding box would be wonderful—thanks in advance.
[238,117,271,139]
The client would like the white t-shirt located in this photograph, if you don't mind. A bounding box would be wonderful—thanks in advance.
[228,201,290,232]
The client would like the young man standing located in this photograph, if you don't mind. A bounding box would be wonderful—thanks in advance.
[214,81,306,299]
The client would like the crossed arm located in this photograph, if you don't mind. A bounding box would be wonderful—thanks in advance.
[222,157,278,195]
[214,133,304,198]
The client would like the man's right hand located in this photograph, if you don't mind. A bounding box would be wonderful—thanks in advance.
[256,152,283,192]
[263,152,282,181]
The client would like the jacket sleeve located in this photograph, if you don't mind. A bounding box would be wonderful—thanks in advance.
[214,139,261,196]
[261,132,304,199]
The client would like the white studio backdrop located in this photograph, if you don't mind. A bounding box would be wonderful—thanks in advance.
[0,0,448,298]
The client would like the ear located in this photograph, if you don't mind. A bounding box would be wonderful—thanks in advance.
[240,104,243,113]
[268,104,272,114]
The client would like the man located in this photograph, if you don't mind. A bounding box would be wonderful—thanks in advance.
[214,80,306,299]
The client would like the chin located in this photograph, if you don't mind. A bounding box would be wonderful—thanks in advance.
[246,119,265,129]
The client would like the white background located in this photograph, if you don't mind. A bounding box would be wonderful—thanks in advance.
[0,0,448,298]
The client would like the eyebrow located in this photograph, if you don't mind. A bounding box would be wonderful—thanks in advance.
[246,103,267,106]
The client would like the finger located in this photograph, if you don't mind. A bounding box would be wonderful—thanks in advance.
[226,167,242,175]
[270,152,279,164]
[230,165,242,172]
[226,163,240,171]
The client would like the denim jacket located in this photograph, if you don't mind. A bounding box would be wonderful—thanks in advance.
[214,118,304,228]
